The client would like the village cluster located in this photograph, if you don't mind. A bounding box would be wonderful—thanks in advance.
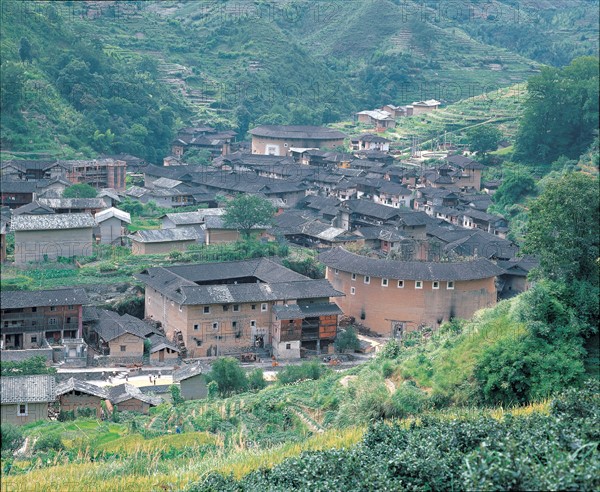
[0,109,536,424]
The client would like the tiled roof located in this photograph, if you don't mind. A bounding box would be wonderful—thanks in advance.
[37,198,108,210]
[319,247,504,281]
[130,228,200,243]
[92,310,157,342]
[249,125,347,140]
[11,213,96,231]
[95,207,131,224]
[12,201,56,216]
[270,302,343,320]
[0,375,56,404]
[172,363,208,382]
[108,383,162,406]
[55,378,109,399]
[1,288,88,309]
[148,333,180,354]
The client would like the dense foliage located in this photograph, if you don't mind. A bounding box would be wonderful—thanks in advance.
[190,381,600,491]
[0,356,57,376]
[205,357,249,397]
[62,183,98,198]
[466,125,501,155]
[223,195,276,238]
[514,57,600,164]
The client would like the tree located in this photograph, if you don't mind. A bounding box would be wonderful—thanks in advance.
[466,125,501,155]
[18,37,32,64]
[493,166,536,209]
[247,368,267,391]
[62,183,97,198]
[0,62,25,114]
[524,172,599,284]
[0,356,57,376]
[223,195,275,238]
[205,357,248,396]
[514,57,599,164]
[335,326,361,353]
[1,424,24,452]
[170,384,185,405]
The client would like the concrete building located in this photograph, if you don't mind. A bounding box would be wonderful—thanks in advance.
[12,213,96,264]
[135,258,344,359]
[249,125,347,156]
[319,247,503,337]
[1,375,55,425]
[129,228,201,255]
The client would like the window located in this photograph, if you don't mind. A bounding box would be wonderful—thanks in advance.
[18,404,28,416]
[196,340,202,347]
[31,336,37,343]
[32,307,37,312]
[334,268,339,275]
[68,305,74,310]
[50,306,56,312]
[232,321,238,329]
[194,324,199,331]
[66,317,71,324]
[350,287,356,295]
[222,305,229,312]
[250,320,256,327]
[48,318,57,325]
[251,304,256,310]
[432,281,440,289]
[179,305,183,312]
[351,273,356,281]
[381,278,388,287]
[447,281,455,290]
[415,281,423,289]
[286,343,291,350]
[212,322,219,330]
[364,276,370,284]
[261,303,268,312]
[203,306,210,314]
[120,345,126,352]
[233,305,240,312]
[397,280,404,288]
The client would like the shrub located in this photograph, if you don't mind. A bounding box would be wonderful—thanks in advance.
[277,361,324,385]
[387,382,428,418]
[379,339,401,359]
[1,424,23,452]
[381,360,395,378]
[248,369,267,391]
[335,326,361,353]
[170,384,185,406]
[205,357,248,397]
[34,434,64,452]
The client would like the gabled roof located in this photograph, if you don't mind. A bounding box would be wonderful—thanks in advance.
[0,375,56,404]
[148,333,180,354]
[55,378,109,399]
[92,310,157,342]
[249,125,347,140]
[358,134,391,143]
[129,228,200,243]
[1,288,88,309]
[443,230,519,260]
[204,215,267,230]
[341,199,402,221]
[95,207,131,224]
[445,154,484,170]
[108,383,162,406]
[319,247,504,281]
[273,302,343,320]
[172,363,208,383]
[12,201,56,216]
[37,198,108,210]
[11,213,96,231]
[153,177,183,189]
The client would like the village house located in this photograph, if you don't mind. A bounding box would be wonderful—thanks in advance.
[94,207,131,245]
[411,99,441,114]
[171,126,236,158]
[135,258,344,359]
[319,247,503,337]
[1,160,68,182]
[161,208,225,234]
[12,201,56,216]
[1,375,56,425]
[108,383,162,414]
[373,181,412,209]
[37,198,109,215]
[12,213,96,264]
[148,333,181,363]
[0,217,7,263]
[497,256,539,298]
[0,288,88,365]
[129,228,201,255]
[381,104,413,118]
[443,154,485,191]
[62,158,127,191]
[204,215,268,245]
[1,180,41,209]
[172,363,209,400]
[249,125,347,156]
[355,110,396,130]
[55,378,108,418]
[355,134,391,152]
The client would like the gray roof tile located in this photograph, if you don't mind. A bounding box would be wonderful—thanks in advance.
[1,375,56,404]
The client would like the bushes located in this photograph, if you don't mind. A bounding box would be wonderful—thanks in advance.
[277,361,325,385]
[386,382,428,418]
[170,385,185,406]
[379,339,401,359]
[34,434,64,452]
[205,358,248,397]
[334,326,360,353]
[1,424,23,452]
[247,369,267,391]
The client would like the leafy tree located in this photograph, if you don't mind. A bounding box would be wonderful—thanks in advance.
[223,195,275,238]
[466,125,502,155]
[514,57,599,164]
[34,434,64,452]
[62,183,97,198]
[0,62,25,114]
[205,357,248,396]
[183,148,212,166]
[18,37,33,64]
[277,361,324,385]
[0,356,56,376]
[335,326,361,353]
[170,384,185,406]
[523,172,599,284]
[247,368,267,391]
[493,166,536,208]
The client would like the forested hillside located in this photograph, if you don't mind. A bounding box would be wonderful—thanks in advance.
[1,0,598,162]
